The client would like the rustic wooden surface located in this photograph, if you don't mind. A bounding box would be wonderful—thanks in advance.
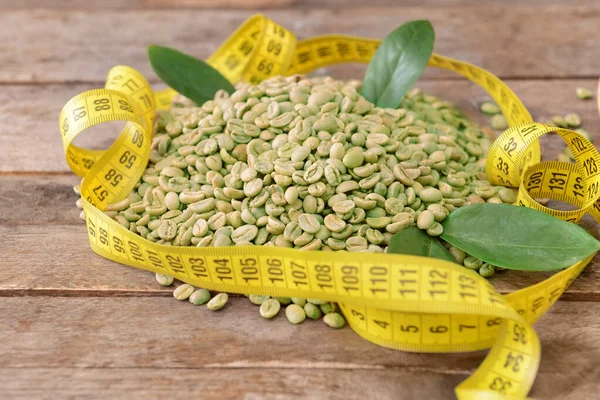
[1,1,599,399]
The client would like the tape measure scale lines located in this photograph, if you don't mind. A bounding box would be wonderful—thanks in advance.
[58,14,600,400]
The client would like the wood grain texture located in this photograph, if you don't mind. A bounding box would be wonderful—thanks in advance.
[2,6,600,83]
[0,298,597,400]
[2,78,598,172]
[0,368,462,400]
[0,223,170,295]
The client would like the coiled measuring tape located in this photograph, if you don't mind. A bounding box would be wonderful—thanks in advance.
[58,14,600,400]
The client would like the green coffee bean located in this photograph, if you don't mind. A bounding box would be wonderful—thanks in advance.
[324,214,346,232]
[304,302,322,320]
[173,284,195,300]
[416,210,435,230]
[479,263,495,278]
[323,312,346,329]
[320,302,337,314]
[231,225,259,244]
[343,149,364,168]
[346,235,368,252]
[285,304,307,324]
[158,220,177,240]
[155,273,174,287]
[365,228,384,245]
[275,297,292,305]
[449,246,466,264]
[146,204,167,216]
[298,213,321,234]
[575,87,593,100]
[463,256,483,270]
[249,294,270,305]
[260,299,281,319]
[498,188,517,204]
[189,289,211,305]
[565,113,581,127]
[490,114,508,130]
[418,187,443,203]
[291,297,307,306]
[551,115,568,128]
[366,216,391,229]
[207,293,228,311]
[426,222,443,236]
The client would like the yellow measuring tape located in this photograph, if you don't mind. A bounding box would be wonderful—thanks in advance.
[58,14,600,399]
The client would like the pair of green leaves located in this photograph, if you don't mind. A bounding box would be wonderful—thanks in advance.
[148,20,434,108]
[388,204,600,271]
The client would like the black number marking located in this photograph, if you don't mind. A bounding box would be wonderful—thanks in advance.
[513,324,527,344]
[131,130,144,148]
[257,59,274,75]
[503,137,517,156]
[503,352,524,373]
[98,227,109,246]
[497,157,509,175]
[73,106,86,121]
[94,98,111,111]
[489,377,512,394]
[459,324,476,332]
[350,309,364,320]
[584,157,598,175]
[119,150,137,169]
[400,325,418,333]
[189,257,208,278]
[373,319,389,329]
[119,99,133,113]
[112,236,126,254]
[267,40,282,55]
[104,168,123,187]
[61,118,69,134]
[429,325,448,333]
[93,185,108,201]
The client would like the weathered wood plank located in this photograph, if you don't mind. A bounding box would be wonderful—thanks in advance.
[2,366,597,400]
[1,221,599,299]
[2,6,600,82]
[2,78,598,172]
[0,368,462,400]
[0,224,169,294]
[0,298,597,399]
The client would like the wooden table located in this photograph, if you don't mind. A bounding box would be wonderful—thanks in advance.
[1,1,599,398]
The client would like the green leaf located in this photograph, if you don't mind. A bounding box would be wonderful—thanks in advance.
[388,226,454,262]
[440,203,600,271]
[148,45,235,105]
[360,20,434,108]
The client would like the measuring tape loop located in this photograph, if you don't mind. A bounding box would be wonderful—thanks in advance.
[58,14,599,399]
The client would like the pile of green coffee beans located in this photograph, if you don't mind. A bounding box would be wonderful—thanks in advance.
[78,74,525,327]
